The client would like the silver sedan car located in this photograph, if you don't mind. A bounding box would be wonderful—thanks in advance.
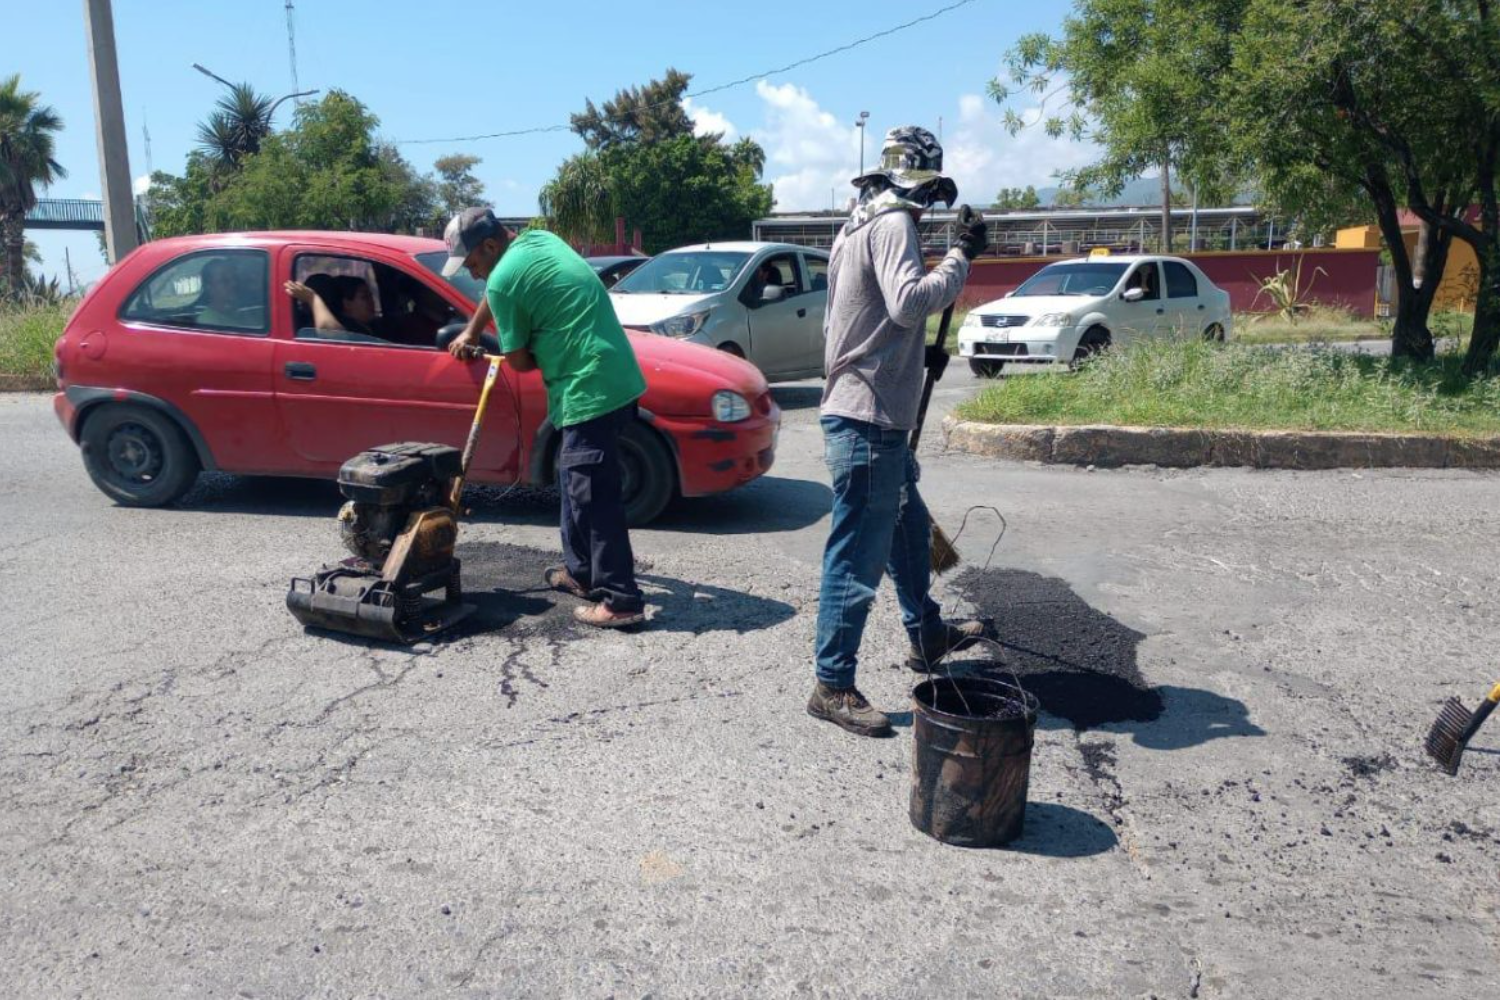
[608,241,828,382]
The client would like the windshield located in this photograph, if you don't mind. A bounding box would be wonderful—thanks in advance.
[415,251,488,303]
[1014,262,1128,297]
[613,251,750,295]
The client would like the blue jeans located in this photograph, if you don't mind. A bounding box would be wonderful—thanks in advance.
[814,415,943,688]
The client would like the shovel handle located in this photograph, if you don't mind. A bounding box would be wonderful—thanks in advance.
[449,354,504,513]
[910,304,955,454]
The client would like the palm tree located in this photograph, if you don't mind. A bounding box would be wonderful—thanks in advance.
[538,152,616,244]
[0,74,66,298]
[195,83,274,171]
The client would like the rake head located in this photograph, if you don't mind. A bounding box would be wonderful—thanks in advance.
[1425,697,1475,776]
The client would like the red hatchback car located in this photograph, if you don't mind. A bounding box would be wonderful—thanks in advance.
[52,232,780,524]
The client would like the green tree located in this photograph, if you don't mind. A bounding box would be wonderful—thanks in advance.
[1051,186,1089,208]
[996,0,1246,254]
[433,153,487,216]
[570,68,695,150]
[993,185,1041,210]
[195,83,275,174]
[0,74,66,299]
[1230,0,1484,363]
[150,91,436,237]
[542,71,772,252]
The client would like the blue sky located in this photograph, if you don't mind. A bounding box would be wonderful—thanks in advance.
[10,0,1092,285]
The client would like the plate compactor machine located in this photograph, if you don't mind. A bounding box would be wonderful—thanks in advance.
[287,355,504,643]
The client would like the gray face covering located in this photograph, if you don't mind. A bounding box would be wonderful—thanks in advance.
[845,176,959,234]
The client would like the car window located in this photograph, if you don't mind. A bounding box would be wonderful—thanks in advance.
[1164,261,1198,299]
[612,251,751,294]
[1014,261,1126,297]
[119,249,270,335]
[803,254,828,294]
[1124,263,1161,301]
[292,254,459,349]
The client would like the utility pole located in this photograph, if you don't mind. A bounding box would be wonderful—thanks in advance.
[284,1,302,103]
[83,0,138,264]
[856,111,871,176]
[64,248,76,295]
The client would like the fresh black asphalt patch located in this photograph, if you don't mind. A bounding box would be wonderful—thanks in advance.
[948,567,1164,731]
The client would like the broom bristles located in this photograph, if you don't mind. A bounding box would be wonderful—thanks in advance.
[930,518,961,575]
[1425,697,1473,775]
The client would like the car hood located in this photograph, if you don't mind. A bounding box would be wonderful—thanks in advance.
[973,295,1095,317]
[610,292,717,327]
[629,332,769,417]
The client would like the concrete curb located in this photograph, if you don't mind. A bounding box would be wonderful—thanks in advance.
[0,375,54,393]
[942,417,1500,470]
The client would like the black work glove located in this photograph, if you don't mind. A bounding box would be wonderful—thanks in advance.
[955,204,987,261]
[925,343,951,381]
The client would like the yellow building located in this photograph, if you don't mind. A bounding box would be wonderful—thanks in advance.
[1336,219,1481,313]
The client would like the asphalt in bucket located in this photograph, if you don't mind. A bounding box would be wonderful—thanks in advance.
[948,568,1164,731]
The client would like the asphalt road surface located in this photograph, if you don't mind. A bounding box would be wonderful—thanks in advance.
[3,368,1499,999]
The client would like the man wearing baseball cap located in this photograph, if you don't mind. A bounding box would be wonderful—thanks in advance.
[444,208,649,628]
[808,126,990,737]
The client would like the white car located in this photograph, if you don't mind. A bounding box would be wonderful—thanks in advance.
[609,241,828,383]
[957,254,1233,376]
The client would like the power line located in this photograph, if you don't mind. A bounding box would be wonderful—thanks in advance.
[394,0,981,146]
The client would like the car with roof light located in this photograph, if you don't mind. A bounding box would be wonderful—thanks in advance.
[957,252,1232,376]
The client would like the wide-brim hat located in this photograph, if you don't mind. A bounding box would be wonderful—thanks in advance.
[851,125,950,192]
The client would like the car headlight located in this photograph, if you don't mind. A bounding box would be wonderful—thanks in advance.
[1030,312,1074,327]
[653,310,711,338]
[711,390,751,422]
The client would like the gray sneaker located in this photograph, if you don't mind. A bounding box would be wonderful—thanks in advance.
[807,682,893,737]
[907,619,987,672]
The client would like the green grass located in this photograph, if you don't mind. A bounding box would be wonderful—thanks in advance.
[0,300,71,381]
[926,308,967,352]
[955,337,1500,437]
[1233,308,1474,345]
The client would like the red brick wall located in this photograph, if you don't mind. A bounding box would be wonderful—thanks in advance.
[960,249,1381,318]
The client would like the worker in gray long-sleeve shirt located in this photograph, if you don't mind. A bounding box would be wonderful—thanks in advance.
[807,126,991,738]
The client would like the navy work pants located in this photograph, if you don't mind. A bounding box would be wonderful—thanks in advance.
[558,404,645,613]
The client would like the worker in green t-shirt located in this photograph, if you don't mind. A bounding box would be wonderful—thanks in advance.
[443,208,648,628]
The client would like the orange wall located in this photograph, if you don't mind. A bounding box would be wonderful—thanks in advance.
[1336,223,1481,313]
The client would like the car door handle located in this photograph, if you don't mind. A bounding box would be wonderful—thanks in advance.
[1197,303,1206,310]
[284,362,317,381]
[796,308,807,318]
[1155,308,1165,315]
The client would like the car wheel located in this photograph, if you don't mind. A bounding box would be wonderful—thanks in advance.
[969,358,1005,378]
[80,404,201,507]
[716,342,746,359]
[1203,323,1226,342]
[618,420,677,527]
[1071,326,1111,366]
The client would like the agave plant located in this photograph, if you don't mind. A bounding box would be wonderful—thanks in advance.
[1252,256,1329,324]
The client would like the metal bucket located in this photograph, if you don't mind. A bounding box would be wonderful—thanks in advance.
[909,674,1039,848]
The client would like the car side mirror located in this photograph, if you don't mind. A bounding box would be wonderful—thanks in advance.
[1003,290,1014,298]
[1122,287,1145,302]
[760,284,785,303]
[435,320,500,356]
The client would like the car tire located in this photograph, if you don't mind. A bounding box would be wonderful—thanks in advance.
[716,342,746,359]
[1203,323,1226,342]
[80,404,201,507]
[969,358,1005,378]
[618,420,677,527]
[1071,326,1111,366]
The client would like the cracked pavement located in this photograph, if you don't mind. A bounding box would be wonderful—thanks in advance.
[2,372,1498,998]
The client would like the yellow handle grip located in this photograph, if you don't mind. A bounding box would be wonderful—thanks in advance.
[1487,682,1500,704]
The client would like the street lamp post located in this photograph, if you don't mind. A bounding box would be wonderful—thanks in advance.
[856,111,870,175]
[193,63,319,122]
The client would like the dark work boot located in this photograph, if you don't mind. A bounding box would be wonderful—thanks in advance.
[806,682,893,737]
[906,619,987,673]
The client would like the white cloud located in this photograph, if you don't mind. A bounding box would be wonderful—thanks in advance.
[746,81,1098,213]
[133,174,151,196]
[751,80,863,213]
[683,96,737,141]
[943,91,1098,203]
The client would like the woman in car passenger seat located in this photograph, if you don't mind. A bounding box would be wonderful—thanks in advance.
[284,274,385,340]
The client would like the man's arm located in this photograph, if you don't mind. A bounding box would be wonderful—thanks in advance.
[867,213,970,329]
